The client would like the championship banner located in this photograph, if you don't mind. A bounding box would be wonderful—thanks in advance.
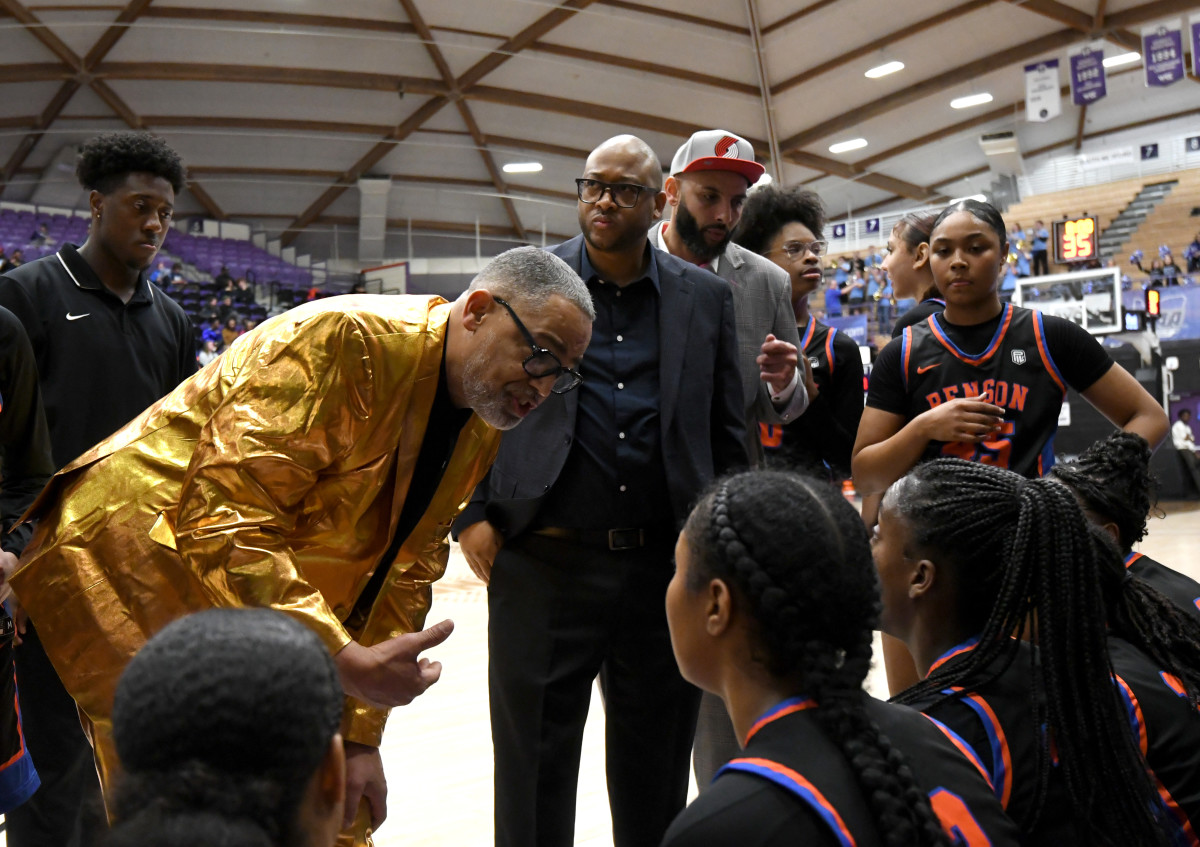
[1191,17,1200,78]
[831,223,846,239]
[1079,147,1135,169]
[1142,22,1184,86]
[865,218,880,235]
[1069,45,1106,105]
[1024,59,1061,122]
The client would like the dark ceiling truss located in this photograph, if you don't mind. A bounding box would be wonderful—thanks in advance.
[0,0,1193,243]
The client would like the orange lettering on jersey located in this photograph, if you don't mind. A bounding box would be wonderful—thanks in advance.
[1010,384,1028,412]
[944,386,960,401]
[963,381,979,397]
[927,392,943,408]
[759,422,783,449]
[992,381,1009,408]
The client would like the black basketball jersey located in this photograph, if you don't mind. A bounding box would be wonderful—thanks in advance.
[1127,551,1200,622]
[760,317,862,479]
[1110,636,1200,843]
[900,304,1066,477]
[661,694,1020,846]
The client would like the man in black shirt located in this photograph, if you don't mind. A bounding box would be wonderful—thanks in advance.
[0,131,195,847]
[456,135,746,847]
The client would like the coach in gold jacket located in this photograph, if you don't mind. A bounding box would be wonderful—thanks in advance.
[9,247,593,846]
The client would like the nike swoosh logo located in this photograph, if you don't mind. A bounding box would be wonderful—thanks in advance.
[917,363,941,374]
[66,313,90,321]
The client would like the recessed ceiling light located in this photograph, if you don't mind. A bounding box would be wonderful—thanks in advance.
[829,138,869,154]
[950,93,994,109]
[502,162,543,174]
[1103,51,1140,68]
[865,60,905,79]
[949,193,988,203]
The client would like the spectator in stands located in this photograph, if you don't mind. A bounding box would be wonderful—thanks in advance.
[104,609,346,847]
[198,295,219,323]
[1162,251,1182,284]
[851,251,865,273]
[1186,233,1200,273]
[1147,258,1166,287]
[352,281,368,294]
[221,317,241,348]
[28,224,52,249]
[873,269,894,335]
[197,338,219,368]
[0,250,24,273]
[202,318,223,347]
[1031,219,1049,275]
[845,270,867,315]
[242,317,258,335]
[214,265,232,289]
[1172,409,1200,499]
[217,294,236,322]
[233,277,254,306]
[148,260,170,286]
[1001,258,1019,301]
[824,276,843,317]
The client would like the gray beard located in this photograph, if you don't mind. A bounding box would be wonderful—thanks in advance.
[461,347,522,431]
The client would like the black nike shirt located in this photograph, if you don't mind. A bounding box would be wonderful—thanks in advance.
[0,244,197,468]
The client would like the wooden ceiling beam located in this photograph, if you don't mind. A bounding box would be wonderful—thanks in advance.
[772,0,994,96]
[591,0,747,35]
[281,0,598,246]
[398,0,528,242]
[486,135,592,163]
[783,150,942,202]
[146,115,395,136]
[779,28,1081,153]
[97,62,448,96]
[0,0,82,69]
[761,0,840,37]
[531,41,760,96]
[140,6,417,35]
[186,180,226,220]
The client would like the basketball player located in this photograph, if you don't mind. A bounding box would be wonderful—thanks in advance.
[880,458,1200,845]
[853,198,1167,498]
[882,211,944,338]
[661,470,1020,846]
[1050,431,1200,619]
[733,184,864,483]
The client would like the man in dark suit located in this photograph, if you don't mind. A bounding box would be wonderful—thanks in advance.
[455,134,747,847]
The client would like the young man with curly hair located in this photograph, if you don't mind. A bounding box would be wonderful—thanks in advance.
[0,131,196,847]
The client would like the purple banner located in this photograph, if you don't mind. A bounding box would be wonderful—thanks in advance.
[1192,19,1200,78]
[1143,24,1184,86]
[1069,47,1107,105]
[825,314,869,347]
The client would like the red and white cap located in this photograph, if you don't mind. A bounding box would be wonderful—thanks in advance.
[670,130,764,184]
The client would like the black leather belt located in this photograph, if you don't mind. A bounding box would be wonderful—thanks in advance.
[532,526,664,551]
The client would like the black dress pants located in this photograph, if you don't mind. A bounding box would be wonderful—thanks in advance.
[488,532,700,847]
[7,623,107,847]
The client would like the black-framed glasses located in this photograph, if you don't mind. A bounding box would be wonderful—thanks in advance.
[493,297,583,394]
[769,240,829,260]
[575,178,651,208]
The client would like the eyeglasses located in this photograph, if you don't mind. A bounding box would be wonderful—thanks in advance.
[575,179,652,209]
[493,297,583,394]
[769,240,829,261]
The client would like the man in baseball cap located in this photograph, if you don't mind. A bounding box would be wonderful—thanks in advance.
[652,129,809,463]
[652,128,813,791]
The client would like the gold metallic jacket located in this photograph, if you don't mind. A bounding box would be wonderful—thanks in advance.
[13,295,500,754]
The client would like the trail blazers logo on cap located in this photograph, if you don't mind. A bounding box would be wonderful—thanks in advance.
[715,136,739,158]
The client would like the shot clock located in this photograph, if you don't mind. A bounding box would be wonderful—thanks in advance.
[1052,216,1099,263]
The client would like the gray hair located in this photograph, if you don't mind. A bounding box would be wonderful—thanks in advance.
[468,246,595,320]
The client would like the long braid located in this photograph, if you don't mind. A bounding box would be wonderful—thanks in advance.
[889,459,1170,847]
[689,471,949,847]
[1050,433,1200,704]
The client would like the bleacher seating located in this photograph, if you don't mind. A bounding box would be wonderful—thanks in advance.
[1120,167,1200,277]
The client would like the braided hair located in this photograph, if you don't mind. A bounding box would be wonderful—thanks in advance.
[1048,431,1159,553]
[888,458,1171,846]
[684,470,950,847]
[106,608,343,847]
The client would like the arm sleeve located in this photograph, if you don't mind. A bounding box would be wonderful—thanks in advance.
[711,282,751,475]
[1041,315,1114,392]
[172,316,376,656]
[865,337,910,416]
[754,280,808,424]
[0,309,54,554]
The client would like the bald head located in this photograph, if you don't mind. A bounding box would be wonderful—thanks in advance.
[586,135,663,191]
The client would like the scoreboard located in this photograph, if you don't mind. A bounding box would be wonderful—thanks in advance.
[1052,216,1099,264]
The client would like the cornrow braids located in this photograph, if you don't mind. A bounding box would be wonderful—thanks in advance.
[1048,432,1159,552]
[888,459,1171,847]
[686,470,950,847]
[1091,527,1200,708]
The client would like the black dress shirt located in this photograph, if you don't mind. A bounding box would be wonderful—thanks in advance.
[538,247,671,530]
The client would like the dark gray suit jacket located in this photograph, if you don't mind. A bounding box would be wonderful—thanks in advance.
[454,236,747,539]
